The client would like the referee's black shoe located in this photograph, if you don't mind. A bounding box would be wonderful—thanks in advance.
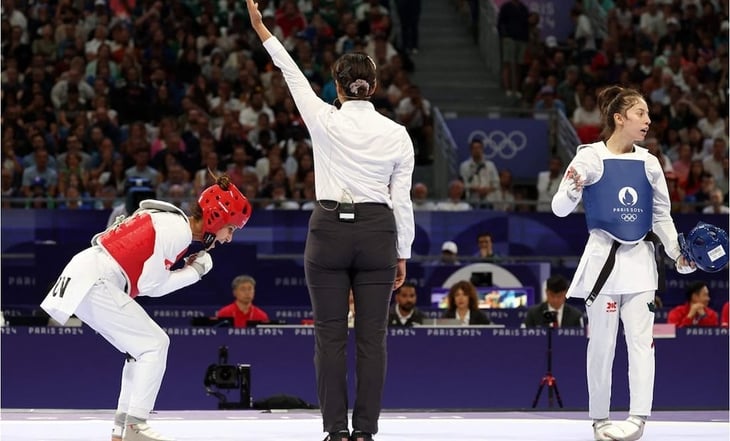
[323,430,350,441]
[350,431,373,441]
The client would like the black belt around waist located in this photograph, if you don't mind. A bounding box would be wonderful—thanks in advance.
[316,200,389,208]
[584,231,666,307]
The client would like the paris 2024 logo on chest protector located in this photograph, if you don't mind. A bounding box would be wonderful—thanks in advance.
[617,187,641,222]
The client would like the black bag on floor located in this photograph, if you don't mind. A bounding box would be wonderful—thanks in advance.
[252,394,319,410]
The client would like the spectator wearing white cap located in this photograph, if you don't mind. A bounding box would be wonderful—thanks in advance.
[437,241,461,266]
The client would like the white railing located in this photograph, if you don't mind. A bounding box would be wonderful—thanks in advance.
[556,109,582,162]
[432,106,460,198]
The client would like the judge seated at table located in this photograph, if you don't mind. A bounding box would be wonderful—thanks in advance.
[523,274,584,328]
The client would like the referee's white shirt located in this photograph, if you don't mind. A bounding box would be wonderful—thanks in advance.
[263,37,415,259]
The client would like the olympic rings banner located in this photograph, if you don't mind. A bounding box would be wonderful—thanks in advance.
[446,117,550,181]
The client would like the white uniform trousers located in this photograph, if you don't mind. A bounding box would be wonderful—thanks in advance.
[586,291,655,420]
[74,279,170,420]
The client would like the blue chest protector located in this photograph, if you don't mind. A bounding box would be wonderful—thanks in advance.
[583,159,653,243]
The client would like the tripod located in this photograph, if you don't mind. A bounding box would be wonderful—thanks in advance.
[531,313,563,408]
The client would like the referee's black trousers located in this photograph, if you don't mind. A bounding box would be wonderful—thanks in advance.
[304,203,397,435]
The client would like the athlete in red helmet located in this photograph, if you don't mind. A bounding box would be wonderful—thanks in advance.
[41,174,251,441]
[197,176,251,249]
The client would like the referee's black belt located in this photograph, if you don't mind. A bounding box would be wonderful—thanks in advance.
[585,231,666,307]
[317,200,389,208]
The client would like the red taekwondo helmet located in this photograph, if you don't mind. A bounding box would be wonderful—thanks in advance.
[198,182,251,247]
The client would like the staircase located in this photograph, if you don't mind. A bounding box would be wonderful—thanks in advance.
[409,0,509,117]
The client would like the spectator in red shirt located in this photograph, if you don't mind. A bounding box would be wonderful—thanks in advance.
[667,281,719,327]
[216,275,270,328]
[274,0,307,39]
[721,301,729,327]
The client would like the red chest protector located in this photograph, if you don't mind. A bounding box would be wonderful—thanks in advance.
[98,212,156,298]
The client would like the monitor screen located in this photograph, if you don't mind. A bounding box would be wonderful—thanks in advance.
[431,286,534,309]
[470,271,493,287]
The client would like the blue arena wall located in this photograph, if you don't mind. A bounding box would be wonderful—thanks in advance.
[2,326,728,410]
[2,210,728,312]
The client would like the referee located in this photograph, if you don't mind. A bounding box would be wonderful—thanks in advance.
[246,2,415,441]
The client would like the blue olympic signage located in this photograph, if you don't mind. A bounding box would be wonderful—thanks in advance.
[446,117,550,180]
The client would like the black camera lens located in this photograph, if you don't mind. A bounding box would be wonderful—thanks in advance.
[213,365,239,389]
[219,368,231,380]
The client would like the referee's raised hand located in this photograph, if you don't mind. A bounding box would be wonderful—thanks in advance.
[245,0,272,42]
[245,0,261,25]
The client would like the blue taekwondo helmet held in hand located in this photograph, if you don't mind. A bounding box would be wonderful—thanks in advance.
[678,222,729,273]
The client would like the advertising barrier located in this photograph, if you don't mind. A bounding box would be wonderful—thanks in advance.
[3,210,727,312]
[2,326,727,410]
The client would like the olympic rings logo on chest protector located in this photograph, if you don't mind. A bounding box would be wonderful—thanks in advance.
[621,213,638,222]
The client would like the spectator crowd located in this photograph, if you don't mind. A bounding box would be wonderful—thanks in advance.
[1,0,727,216]
[1,0,426,211]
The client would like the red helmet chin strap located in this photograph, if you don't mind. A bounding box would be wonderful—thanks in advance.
[203,232,217,249]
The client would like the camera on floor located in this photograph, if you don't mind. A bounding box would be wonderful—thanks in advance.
[203,345,251,409]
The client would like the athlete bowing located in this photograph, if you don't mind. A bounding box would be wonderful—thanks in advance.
[41,174,251,441]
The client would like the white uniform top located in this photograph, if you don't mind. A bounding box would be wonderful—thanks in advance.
[41,204,200,324]
[552,141,682,298]
[263,37,415,259]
